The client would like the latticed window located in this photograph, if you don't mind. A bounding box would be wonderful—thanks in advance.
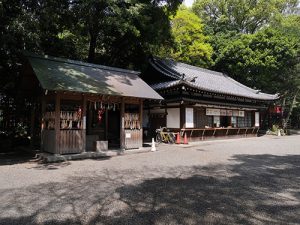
[194,107,213,128]
[237,111,252,127]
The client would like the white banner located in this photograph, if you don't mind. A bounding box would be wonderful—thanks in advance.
[206,108,220,116]
[238,111,245,117]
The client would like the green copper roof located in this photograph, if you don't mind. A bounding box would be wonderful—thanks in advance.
[27,54,163,100]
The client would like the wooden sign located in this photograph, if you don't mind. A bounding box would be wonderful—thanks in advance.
[226,110,232,116]
[220,109,227,116]
[206,108,220,116]
[232,110,239,116]
[238,111,245,117]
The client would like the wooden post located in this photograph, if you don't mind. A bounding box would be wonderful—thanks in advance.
[30,100,35,149]
[180,104,186,129]
[105,107,108,141]
[55,93,61,154]
[120,98,125,150]
[139,99,143,147]
[139,99,143,130]
[41,97,46,152]
[82,95,87,152]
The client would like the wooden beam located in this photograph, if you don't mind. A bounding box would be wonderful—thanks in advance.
[55,93,61,154]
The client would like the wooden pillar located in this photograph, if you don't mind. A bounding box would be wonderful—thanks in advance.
[180,104,186,129]
[41,97,46,152]
[120,98,125,150]
[139,99,143,147]
[105,108,108,141]
[139,99,143,130]
[30,100,35,149]
[55,93,61,154]
[82,95,87,152]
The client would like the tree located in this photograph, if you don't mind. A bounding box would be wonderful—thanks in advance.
[213,28,299,93]
[211,26,300,129]
[271,15,300,129]
[71,0,183,68]
[192,0,299,34]
[170,7,213,67]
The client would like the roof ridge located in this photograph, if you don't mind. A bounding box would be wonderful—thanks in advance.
[151,80,182,89]
[25,52,140,75]
[174,60,224,77]
[149,57,181,80]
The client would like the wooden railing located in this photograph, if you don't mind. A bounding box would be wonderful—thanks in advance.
[180,127,259,141]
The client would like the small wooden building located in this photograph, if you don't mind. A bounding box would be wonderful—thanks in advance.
[141,57,278,141]
[21,53,162,154]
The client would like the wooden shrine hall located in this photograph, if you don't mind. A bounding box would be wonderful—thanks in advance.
[21,53,162,155]
[141,57,279,141]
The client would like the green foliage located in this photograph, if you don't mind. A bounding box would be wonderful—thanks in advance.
[71,0,183,69]
[0,0,183,93]
[192,0,299,34]
[213,28,300,94]
[170,7,213,67]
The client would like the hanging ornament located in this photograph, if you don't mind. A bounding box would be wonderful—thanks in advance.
[98,108,105,123]
[77,107,82,120]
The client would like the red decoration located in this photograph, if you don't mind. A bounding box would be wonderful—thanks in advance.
[98,109,105,123]
[275,106,282,114]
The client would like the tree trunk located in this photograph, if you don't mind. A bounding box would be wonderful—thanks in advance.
[283,91,299,130]
[88,31,97,63]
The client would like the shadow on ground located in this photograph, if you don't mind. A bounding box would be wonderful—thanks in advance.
[0,154,299,225]
[0,148,38,166]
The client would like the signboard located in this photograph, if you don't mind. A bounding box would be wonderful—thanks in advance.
[238,111,245,117]
[232,110,239,117]
[125,133,131,138]
[226,110,232,116]
[206,108,245,117]
[220,109,227,116]
[185,108,194,128]
[206,108,220,116]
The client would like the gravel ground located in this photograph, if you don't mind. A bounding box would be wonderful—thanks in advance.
[0,135,299,225]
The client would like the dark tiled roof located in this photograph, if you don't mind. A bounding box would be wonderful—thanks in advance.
[150,58,278,101]
[26,53,163,100]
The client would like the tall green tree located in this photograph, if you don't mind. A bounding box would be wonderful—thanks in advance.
[71,0,183,68]
[271,15,300,128]
[170,7,213,67]
[213,28,299,93]
[192,0,299,34]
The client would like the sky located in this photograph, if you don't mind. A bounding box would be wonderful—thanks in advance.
[183,0,194,7]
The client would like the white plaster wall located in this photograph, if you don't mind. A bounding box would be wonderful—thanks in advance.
[167,108,180,128]
[185,108,194,128]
